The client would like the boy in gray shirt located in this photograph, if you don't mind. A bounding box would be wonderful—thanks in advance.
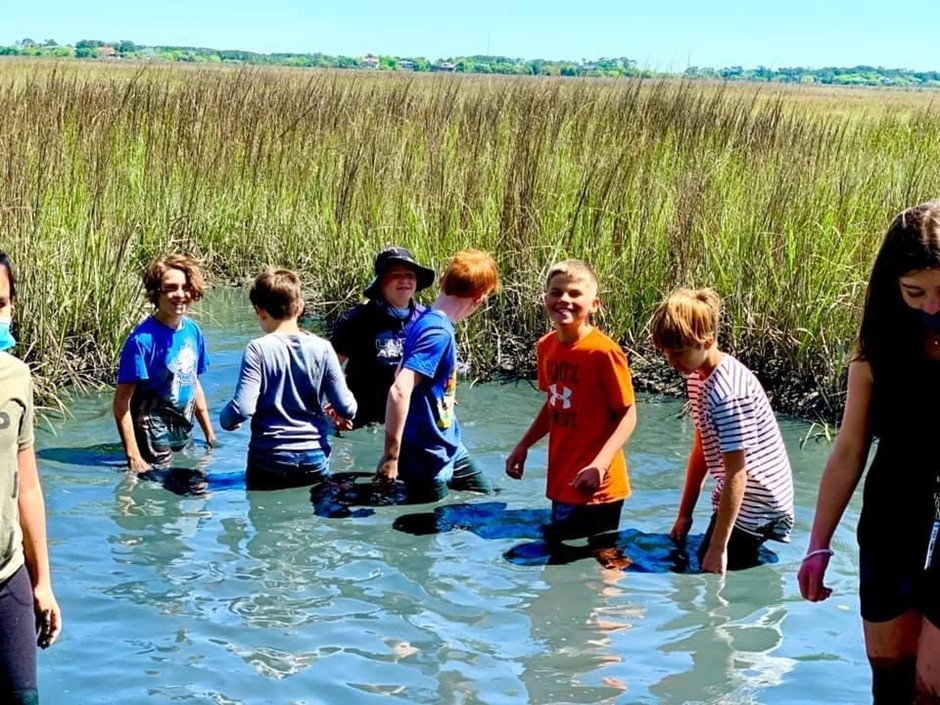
[220,269,356,490]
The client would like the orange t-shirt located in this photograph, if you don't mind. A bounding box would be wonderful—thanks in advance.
[537,328,635,505]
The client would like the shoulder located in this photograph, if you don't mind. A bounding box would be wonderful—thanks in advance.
[336,303,370,325]
[0,352,30,380]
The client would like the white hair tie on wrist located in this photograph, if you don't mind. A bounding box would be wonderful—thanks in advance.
[802,548,834,562]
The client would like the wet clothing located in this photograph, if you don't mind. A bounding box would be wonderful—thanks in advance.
[220,332,356,487]
[395,310,489,499]
[398,444,491,504]
[0,354,38,704]
[858,357,940,625]
[687,354,794,541]
[399,310,460,471]
[698,512,769,571]
[117,316,209,466]
[245,448,330,491]
[536,328,635,506]
[544,500,624,542]
[0,566,38,704]
[331,301,425,427]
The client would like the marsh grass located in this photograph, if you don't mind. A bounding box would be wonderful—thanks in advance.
[2,59,939,418]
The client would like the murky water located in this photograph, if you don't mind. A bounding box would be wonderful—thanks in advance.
[34,289,868,704]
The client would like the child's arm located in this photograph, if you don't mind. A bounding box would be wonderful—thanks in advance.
[700,449,748,574]
[219,345,262,431]
[505,401,551,479]
[570,403,637,495]
[377,367,420,484]
[322,346,357,426]
[113,382,150,473]
[670,428,709,544]
[17,445,61,648]
[798,360,873,601]
[193,380,215,448]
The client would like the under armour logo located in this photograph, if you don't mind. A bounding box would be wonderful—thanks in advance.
[548,384,572,409]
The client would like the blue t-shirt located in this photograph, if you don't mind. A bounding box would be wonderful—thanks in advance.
[400,310,461,469]
[117,316,209,422]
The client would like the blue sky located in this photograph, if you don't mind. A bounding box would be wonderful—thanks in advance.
[4,0,940,71]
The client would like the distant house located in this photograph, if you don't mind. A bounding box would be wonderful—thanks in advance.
[397,60,415,71]
[98,45,117,59]
[433,62,456,73]
[360,55,379,69]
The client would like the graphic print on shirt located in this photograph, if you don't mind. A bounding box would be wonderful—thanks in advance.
[435,370,456,430]
[547,360,579,428]
[168,340,199,416]
[374,330,405,368]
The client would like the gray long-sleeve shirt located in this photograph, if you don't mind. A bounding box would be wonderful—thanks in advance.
[220,332,356,454]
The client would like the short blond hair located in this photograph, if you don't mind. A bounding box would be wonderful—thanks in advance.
[650,287,721,350]
[545,259,598,291]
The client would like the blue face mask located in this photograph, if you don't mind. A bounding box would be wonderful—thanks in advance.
[389,305,411,320]
[0,319,15,352]
[917,309,940,333]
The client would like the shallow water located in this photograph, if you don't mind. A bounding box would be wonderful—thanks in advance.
[35,289,868,704]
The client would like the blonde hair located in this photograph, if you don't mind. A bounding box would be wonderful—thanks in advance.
[650,287,721,350]
[440,249,500,298]
[545,259,598,291]
[249,268,304,320]
[143,254,207,305]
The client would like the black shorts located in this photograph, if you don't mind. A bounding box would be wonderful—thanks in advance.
[859,552,940,627]
[698,513,768,571]
[543,500,624,542]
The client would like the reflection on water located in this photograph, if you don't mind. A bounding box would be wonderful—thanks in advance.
[35,289,870,704]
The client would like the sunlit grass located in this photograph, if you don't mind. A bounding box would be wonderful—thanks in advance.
[1,59,938,417]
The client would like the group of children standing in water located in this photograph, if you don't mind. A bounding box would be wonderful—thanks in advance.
[3,201,940,702]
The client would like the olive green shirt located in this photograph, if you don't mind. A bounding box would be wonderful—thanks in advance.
[0,353,34,583]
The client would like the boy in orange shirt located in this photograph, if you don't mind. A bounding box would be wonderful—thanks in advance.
[506,259,637,541]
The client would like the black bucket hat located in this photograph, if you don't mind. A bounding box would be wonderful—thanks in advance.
[364,247,435,300]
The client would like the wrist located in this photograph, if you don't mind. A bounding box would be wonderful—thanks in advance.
[802,548,834,562]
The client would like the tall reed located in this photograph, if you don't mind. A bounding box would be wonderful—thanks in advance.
[1,59,938,418]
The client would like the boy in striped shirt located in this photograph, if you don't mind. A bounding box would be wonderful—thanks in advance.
[650,288,794,574]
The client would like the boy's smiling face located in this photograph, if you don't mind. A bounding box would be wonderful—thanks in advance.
[544,272,599,339]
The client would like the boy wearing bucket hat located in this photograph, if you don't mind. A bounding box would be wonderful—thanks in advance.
[331,247,435,428]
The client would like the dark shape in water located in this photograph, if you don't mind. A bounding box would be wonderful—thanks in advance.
[393,502,779,573]
[308,472,409,519]
[37,443,128,468]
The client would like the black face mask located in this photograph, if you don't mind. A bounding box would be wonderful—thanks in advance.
[917,309,940,333]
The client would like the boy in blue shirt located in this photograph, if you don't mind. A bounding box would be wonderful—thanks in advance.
[113,254,215,473]
[376,249,500,503]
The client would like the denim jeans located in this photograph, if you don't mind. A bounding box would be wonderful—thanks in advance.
[246,447,331,491]
[398,444,492,504]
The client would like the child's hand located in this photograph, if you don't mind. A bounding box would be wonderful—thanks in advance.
[33,586,61,649]
[325,405,354,431]
[126,455,151,475]
[376,455,399,485]
[669,516,693,545]
[505,446,527,479]
[701,544,727,575]
[205,432,217,449]
[570,466,602,496]
[797,552,834,602]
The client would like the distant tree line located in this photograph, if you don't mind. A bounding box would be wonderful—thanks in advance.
[3,37,940,86]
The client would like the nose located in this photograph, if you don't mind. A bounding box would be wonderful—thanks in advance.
[924,294,940,315]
